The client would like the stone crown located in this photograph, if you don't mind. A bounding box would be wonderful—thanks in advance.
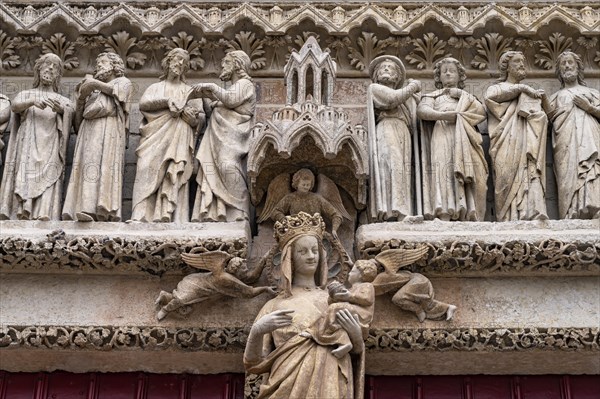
[273,212,325,248]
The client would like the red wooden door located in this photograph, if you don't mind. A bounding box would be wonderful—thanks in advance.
[366,375,600,399]
[2,373,598,398]
[0,372,244,399]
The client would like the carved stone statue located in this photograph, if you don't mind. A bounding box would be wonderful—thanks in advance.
[484,51,549,221]
[0,94,10,167]
[191,50,256,222]
[367,56,421,222]
[304,261,376,359]
[369,246,457,322]
[418,57,488,221]
[62,52,133,222]
[0,54,73,220]
[549,51,600,219]
[244,212,368,399]
[131,48,205,223]
[257,168,351,239]
[155,251,274,320]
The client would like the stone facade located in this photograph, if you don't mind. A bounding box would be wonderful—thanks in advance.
[1,1,599,394]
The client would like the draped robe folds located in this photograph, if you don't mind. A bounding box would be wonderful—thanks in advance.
[245,289,365,399]
[0,90,73,220]
[367,84,419,222]
[131,81,202,223]
[373,272,449,319]
[485,83,548,221]
[549,87,600,219]
[62,76,133,222]
[192,79,255,222]
[420,90,488,221]
[0,94,10,166]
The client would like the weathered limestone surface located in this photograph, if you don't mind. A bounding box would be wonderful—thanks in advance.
[0,220,250,274]
[1,274,598,374]
[357,219,600,276]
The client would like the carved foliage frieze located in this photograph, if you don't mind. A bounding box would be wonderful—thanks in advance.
[1,3,599,77]
[2,325,597,353]
[0,229,247,275]
[359,239,600,276]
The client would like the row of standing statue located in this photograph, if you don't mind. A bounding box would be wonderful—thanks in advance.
[0,49,599,223]
[0,48,255,223]
[369,50,600,223]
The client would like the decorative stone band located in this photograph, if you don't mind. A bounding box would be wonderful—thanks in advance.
[2,325,598,353]
[2,2,598,37]
[0,221,249,275]
[1,2,600,78]
[357,220,600,277]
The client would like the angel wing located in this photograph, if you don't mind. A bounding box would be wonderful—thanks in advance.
[316,174,352,220]
[257,173,291,223]
[374,246,429,274]
[181,251,232,273]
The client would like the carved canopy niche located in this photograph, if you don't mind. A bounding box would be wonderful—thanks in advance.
[247,37,368,210]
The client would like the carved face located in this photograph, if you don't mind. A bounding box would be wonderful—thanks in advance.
[39,60,60,87]
[439,62,459,88]
[507,53,526,82]
[375,61,400,86]
[220,55,235,81]
[95,55,114,82]
[292,235,319,277]
[168,51,189,79]
[296,178,312,193]
[558,54,578,83]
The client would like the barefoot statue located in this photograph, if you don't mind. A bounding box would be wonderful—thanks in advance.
[63,52,133,222]
[367,56,421,222]
[484,51,549,221]
[418,57,488,221]
[131,48,205,223]
[156,251,274,320]
[548,51,600,219]
[191,50,256,222]
[369,246,457,322]
[0,53,73,220]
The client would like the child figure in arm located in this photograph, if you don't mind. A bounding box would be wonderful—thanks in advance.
[303,260,377,358]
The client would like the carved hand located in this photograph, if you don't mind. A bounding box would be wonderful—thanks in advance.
[336,309,363,350]
[406,79,421,94]
[181,106,198,125]
[333,290,351,302]
[573,95,593,113]
[33,99,47,110]
[253,309,294,335]
[168,99,182,117]
[520,84,541,99]
[44,98,64,114]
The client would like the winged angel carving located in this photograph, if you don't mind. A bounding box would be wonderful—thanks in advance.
[257,169,351,239]
[367,246,457,322]
[155,251,275,320]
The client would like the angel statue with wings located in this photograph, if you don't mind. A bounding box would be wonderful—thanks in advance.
[367,246,457,322]
[155,251,275,320]
[257,169,351,239]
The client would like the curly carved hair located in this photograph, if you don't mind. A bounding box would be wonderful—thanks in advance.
[225,50,253,82]
[433,57,466,89]
[291,168,315,191]
[95,52,126,78]
[353,260,378,283]
[497,51,524,82]
[33,53,63,91]
[159,48,190,82]
[555,51,586,88]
